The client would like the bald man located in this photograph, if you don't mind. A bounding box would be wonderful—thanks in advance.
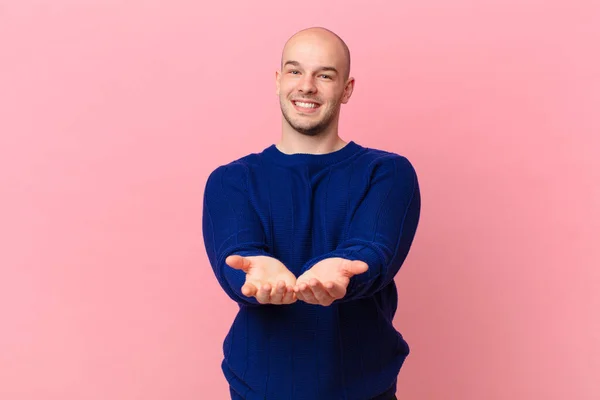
[203,27,420,400]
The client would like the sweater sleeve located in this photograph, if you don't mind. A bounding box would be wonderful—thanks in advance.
[202,162,271,306]
[299,155,421,301]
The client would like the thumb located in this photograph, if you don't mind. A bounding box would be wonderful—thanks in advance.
[225,255,251,272]
[342,260,369,277]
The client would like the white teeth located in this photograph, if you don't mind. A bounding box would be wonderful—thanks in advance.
[295,101,317,109]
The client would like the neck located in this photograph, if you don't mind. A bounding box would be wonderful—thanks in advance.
[277,122,346,155]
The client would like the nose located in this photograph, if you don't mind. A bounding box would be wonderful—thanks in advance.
[298,75,317,94]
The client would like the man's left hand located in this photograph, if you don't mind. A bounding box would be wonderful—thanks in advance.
[294,257,369,306]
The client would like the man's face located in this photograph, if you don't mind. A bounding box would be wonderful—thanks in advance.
[276,34,353,136]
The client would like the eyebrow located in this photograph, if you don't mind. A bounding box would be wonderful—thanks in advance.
[283,60,339,74]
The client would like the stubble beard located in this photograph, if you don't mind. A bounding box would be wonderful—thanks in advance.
[279,97,339,137]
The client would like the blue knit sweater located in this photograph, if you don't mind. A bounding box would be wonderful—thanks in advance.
[202,141,421,400]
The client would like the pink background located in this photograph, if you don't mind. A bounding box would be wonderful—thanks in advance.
[1,1,599,399]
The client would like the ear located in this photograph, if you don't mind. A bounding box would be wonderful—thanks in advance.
[341,77,355,104]
[275,70,281,96]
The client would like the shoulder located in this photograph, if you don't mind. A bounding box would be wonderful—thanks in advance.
[355,147,420,201]
[204,150,266,192]
[356,146,417,179]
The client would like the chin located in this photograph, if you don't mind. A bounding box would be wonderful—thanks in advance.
[296,130,321,137]
[281,108,330,136]
[292,124,327,136]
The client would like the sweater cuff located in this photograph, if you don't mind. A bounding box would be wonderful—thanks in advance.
[336,244,384,297]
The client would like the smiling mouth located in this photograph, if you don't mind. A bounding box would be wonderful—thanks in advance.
[292,100,321,113]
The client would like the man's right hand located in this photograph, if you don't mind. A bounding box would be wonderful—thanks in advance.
[225,255,297,305]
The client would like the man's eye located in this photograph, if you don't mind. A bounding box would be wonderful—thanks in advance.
[290,70,300,75]
[320,75,331,79]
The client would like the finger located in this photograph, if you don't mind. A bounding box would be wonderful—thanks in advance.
[241,282,258,297]
[256,283,271,304]
[293,283,306,302]
[295,290,306,303]
[309,279,335,306]
[342,260,369,277]
[293,284,304,302]
[322,280,347,300]
[282,285,296,304]
[297,282,318,304]
[270,280,286,304]
[225,255,251,272]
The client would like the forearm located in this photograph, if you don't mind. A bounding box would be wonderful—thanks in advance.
[300,157,421,301]
[202,163,273,306]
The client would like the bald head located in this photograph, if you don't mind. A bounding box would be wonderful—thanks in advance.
[280,27,351,80]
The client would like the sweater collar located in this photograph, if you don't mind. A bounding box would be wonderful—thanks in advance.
[262,141,363,167]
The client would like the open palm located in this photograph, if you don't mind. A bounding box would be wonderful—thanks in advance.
[226,255,297,305]
[294,257,369,306]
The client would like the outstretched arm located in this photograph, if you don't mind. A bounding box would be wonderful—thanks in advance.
[202,163,296,306]
[295,155,421,304]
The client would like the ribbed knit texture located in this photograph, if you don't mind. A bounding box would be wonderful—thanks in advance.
[202,141,421,400]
